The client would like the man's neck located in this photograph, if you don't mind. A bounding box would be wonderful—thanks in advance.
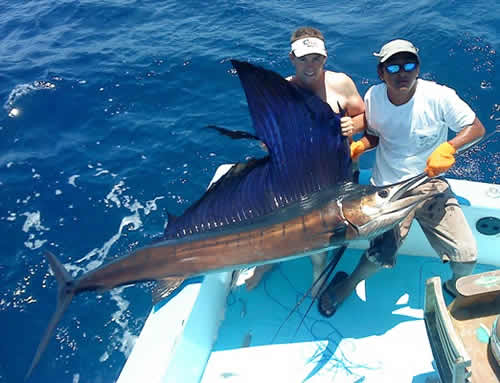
[293,71,326,98]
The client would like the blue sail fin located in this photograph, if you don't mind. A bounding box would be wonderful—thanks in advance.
[164,60,352,239]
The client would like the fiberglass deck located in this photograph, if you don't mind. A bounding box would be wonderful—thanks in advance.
[201,250,495,383]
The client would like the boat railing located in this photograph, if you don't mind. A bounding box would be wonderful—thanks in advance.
[424,277,472,383]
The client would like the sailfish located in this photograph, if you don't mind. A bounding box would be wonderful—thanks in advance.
[26,60,439,379]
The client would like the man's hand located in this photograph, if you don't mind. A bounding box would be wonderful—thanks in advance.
[350,140,367,160]
[425,142,456,177]
[341,116,355,137]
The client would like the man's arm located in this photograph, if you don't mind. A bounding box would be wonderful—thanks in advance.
[346,113,379,160]
[346,113,379,146]
[350,113,367,136]
[343,80,365,118]
[448,117,486,151]
[336,75,365,137]
[357,132,379,151]
[425,117,486,177]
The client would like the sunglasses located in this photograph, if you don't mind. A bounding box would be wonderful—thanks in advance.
[384,62,417,74]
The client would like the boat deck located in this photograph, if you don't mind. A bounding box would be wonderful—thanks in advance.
[201,250,495,383]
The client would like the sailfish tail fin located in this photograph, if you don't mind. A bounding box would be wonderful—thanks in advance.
[25,251,76,380]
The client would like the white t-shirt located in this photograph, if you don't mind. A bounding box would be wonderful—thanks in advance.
[365,79,475,186]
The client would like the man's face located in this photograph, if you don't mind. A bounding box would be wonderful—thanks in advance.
[378,52,419,95]
[289,53,326,85]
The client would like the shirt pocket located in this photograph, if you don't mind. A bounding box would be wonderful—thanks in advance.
[412,122,444,151]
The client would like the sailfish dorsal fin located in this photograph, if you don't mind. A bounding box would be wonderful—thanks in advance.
[163,60,352,239]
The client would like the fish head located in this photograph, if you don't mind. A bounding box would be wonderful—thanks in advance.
[341,174,439,240]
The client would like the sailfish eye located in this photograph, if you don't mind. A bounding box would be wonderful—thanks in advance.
[378,190,389,198]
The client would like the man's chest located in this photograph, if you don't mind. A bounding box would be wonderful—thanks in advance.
[372,103,445,150]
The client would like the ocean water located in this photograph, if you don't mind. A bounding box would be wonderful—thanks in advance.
[0,0,498,381]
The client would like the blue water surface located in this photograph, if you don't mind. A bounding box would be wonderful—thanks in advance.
[0,0,498,382]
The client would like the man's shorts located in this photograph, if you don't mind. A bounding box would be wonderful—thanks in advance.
[365,177,478,268]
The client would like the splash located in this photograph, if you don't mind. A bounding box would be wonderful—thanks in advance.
[22,211,49,250]
[100,287,139,361]
[68,175,80,187]
[21,211,49,233]
[3,81,56,116]
[65,180,164,277]
[66,213,142,276]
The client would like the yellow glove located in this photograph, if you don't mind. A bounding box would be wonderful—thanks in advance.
[350,140,367,160]
[425,142,456,177]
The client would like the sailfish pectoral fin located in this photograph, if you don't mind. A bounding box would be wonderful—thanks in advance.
[206,125,261,141]
[25,251,76,381]
[151,277,185,305]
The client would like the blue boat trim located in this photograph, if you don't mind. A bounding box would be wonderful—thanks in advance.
[456,195,471,206]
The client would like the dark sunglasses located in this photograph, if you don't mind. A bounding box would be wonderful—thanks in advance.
[384,62,417,74]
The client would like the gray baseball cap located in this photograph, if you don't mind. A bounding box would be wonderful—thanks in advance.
[373,39,420,63]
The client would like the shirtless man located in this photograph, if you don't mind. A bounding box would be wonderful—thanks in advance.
[245,27,365,295]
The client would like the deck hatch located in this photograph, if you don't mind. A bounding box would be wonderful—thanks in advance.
[476,216,500,236]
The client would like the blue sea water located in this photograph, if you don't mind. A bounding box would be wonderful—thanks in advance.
[0,0,498,381]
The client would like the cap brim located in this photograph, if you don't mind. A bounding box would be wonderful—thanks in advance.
[293,48,327,58]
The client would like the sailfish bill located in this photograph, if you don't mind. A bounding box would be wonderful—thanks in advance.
[26,60,440,379]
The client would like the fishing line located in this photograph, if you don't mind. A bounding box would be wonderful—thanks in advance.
[270,245,347,343]
[293,246,348,337]
[262,263,375,381]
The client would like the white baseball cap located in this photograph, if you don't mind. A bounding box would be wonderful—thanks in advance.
[291,37,327,58]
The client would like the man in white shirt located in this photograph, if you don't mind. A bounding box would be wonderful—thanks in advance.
[319,39,485,317]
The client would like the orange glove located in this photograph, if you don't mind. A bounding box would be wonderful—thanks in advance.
[425,142,456,177]
[350,140,367,160]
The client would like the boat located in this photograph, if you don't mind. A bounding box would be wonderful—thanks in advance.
[116,167,500,383]
[425,270,500,382]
